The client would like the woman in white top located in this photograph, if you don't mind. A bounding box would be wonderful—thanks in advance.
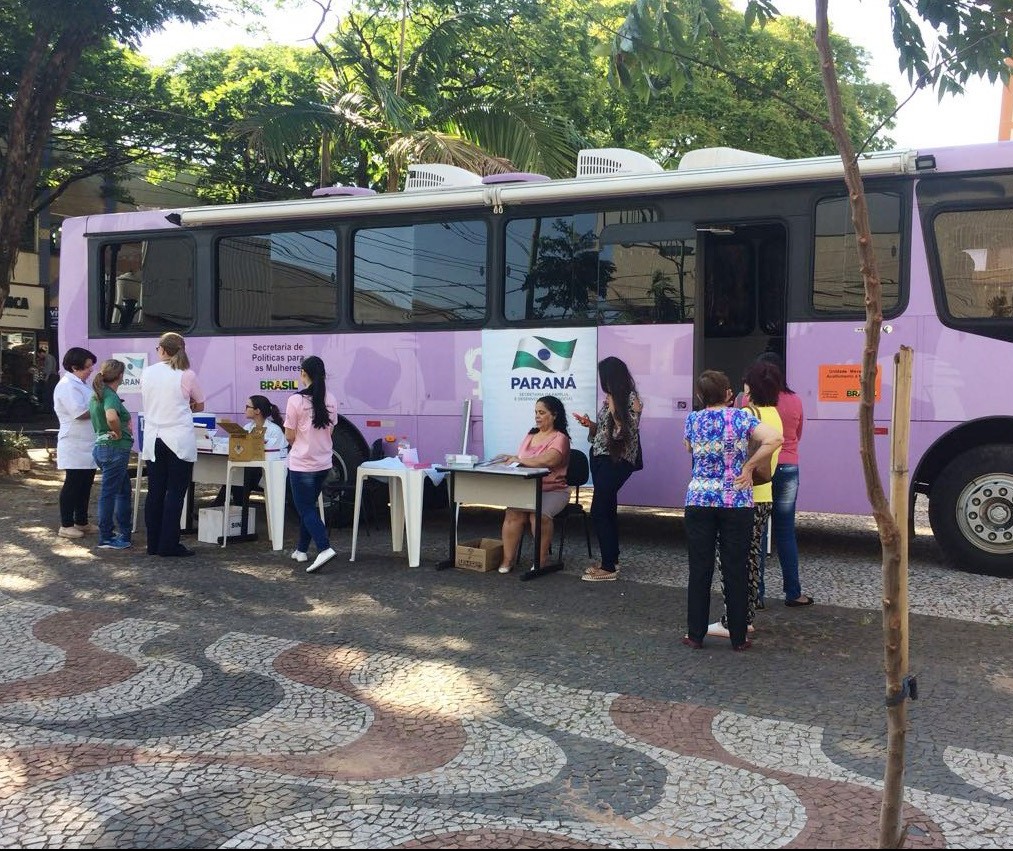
[140,332,206,558]
[53,347,98,539]
[212,394,287,506]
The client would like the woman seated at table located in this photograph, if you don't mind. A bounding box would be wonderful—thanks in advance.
[211,395,288,506]
[495,395,571,574]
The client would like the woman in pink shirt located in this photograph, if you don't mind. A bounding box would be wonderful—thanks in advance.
[284,355,338,574]
[496,395,571,573]
[755,352,812,607]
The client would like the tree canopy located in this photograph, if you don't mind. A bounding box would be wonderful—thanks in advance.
[0,0,244,314]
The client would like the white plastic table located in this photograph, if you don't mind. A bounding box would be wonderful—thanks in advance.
[220,455,288,550]
[133,449,292,550]
[349,460,431,568]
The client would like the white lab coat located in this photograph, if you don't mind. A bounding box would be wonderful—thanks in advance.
[53,373,96,470]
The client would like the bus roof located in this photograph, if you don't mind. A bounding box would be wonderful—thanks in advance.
[176,148,920,228]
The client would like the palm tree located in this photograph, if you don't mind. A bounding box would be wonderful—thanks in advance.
[237,8,583,191]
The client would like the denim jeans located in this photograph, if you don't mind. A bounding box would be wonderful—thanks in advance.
[289,469,331,554]
[684,505,753,646]
[589,454,635,571]
[93,444,132,541]
[770,464,802,601]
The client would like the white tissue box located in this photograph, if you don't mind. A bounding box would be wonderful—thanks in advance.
[197,506,256,543]
[445,453,478,467]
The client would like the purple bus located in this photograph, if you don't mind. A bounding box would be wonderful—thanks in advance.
[58,145,1013,576]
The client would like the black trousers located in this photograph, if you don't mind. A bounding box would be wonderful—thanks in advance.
[589,454,635,571]
[59,468,96,527]
[684,505,753,646]
[144,438,194,556]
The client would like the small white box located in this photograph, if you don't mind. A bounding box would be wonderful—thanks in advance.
[197,506,256,543]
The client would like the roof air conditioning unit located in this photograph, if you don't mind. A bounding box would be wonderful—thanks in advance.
[311,185,377,197]
[576,148,664,178]
[404,164,484,192]
[677,147,783,171]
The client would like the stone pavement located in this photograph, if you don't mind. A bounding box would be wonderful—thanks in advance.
[1,459,1011,848]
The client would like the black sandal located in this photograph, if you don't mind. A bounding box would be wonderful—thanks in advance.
[785,595,814,607]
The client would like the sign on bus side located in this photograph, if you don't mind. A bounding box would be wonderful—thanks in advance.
[818,364,882,402]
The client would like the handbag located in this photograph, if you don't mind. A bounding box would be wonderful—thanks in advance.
[745,406,772,486]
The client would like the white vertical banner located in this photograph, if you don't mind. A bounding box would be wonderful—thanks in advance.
[481,328,598,460]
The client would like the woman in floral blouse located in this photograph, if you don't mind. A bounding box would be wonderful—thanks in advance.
[682,370,781,651]
[573,356,643,582]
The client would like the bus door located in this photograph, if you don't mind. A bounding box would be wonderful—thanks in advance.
[695,223,788,398]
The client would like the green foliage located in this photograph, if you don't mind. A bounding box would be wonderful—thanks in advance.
[155,45,331,202]
[606,0,897,155]
[890,0,1013,97]
[0,430,32,462]
[239,4,585,188]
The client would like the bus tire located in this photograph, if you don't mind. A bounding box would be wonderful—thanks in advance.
[322,425,369,528]
[928,444,1013,578]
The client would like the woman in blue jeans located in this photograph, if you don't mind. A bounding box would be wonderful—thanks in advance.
[88,359,134,549]
[757,354,812,607]
[284,356,338,574]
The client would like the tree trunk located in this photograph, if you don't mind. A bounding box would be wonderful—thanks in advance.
[0,27,94,319]
[813,3,907,847]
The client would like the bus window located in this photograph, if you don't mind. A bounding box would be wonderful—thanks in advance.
[813,192,902,314]
[505,209,678,324]
[217,230,337,328]
[934,208,1013,320]
[99,237,194,332]
[352,220,486,325]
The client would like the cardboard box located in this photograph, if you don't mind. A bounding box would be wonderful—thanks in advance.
[197,506,257,543]
[218,421,265,462]
[455,538,504,572]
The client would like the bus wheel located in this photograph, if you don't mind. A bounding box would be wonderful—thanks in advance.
[322,426,368,527]
[929,444,1013,578]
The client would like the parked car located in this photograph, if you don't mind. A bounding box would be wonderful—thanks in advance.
[0,384,43,422]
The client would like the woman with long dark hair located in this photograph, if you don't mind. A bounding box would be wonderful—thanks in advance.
[573,356,643,582]
[141,332,206,558]
[496,395,571,573]
[284,355,337,573]
[756,352,812,607]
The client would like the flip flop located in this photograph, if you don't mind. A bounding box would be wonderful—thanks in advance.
[785,595,814,607]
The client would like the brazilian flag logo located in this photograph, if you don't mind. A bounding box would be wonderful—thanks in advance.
[511,336,577,374]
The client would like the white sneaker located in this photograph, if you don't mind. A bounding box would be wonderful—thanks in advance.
[306,547,336,573]
[57,526,84,539]
[497,564,512,574]
[290,550,308,563]
[708,622,756,637]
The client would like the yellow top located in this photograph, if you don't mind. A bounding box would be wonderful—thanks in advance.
[752,405,782,503]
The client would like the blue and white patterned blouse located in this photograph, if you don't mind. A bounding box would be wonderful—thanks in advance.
[684,407,759,508]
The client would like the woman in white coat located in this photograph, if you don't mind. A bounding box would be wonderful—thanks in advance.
[141,332,205,558]
[53,347,98,539]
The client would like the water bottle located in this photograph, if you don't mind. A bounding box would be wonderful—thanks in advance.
[396,436,411,463]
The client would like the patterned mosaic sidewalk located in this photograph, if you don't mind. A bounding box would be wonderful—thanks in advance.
[0,591,1011,849]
